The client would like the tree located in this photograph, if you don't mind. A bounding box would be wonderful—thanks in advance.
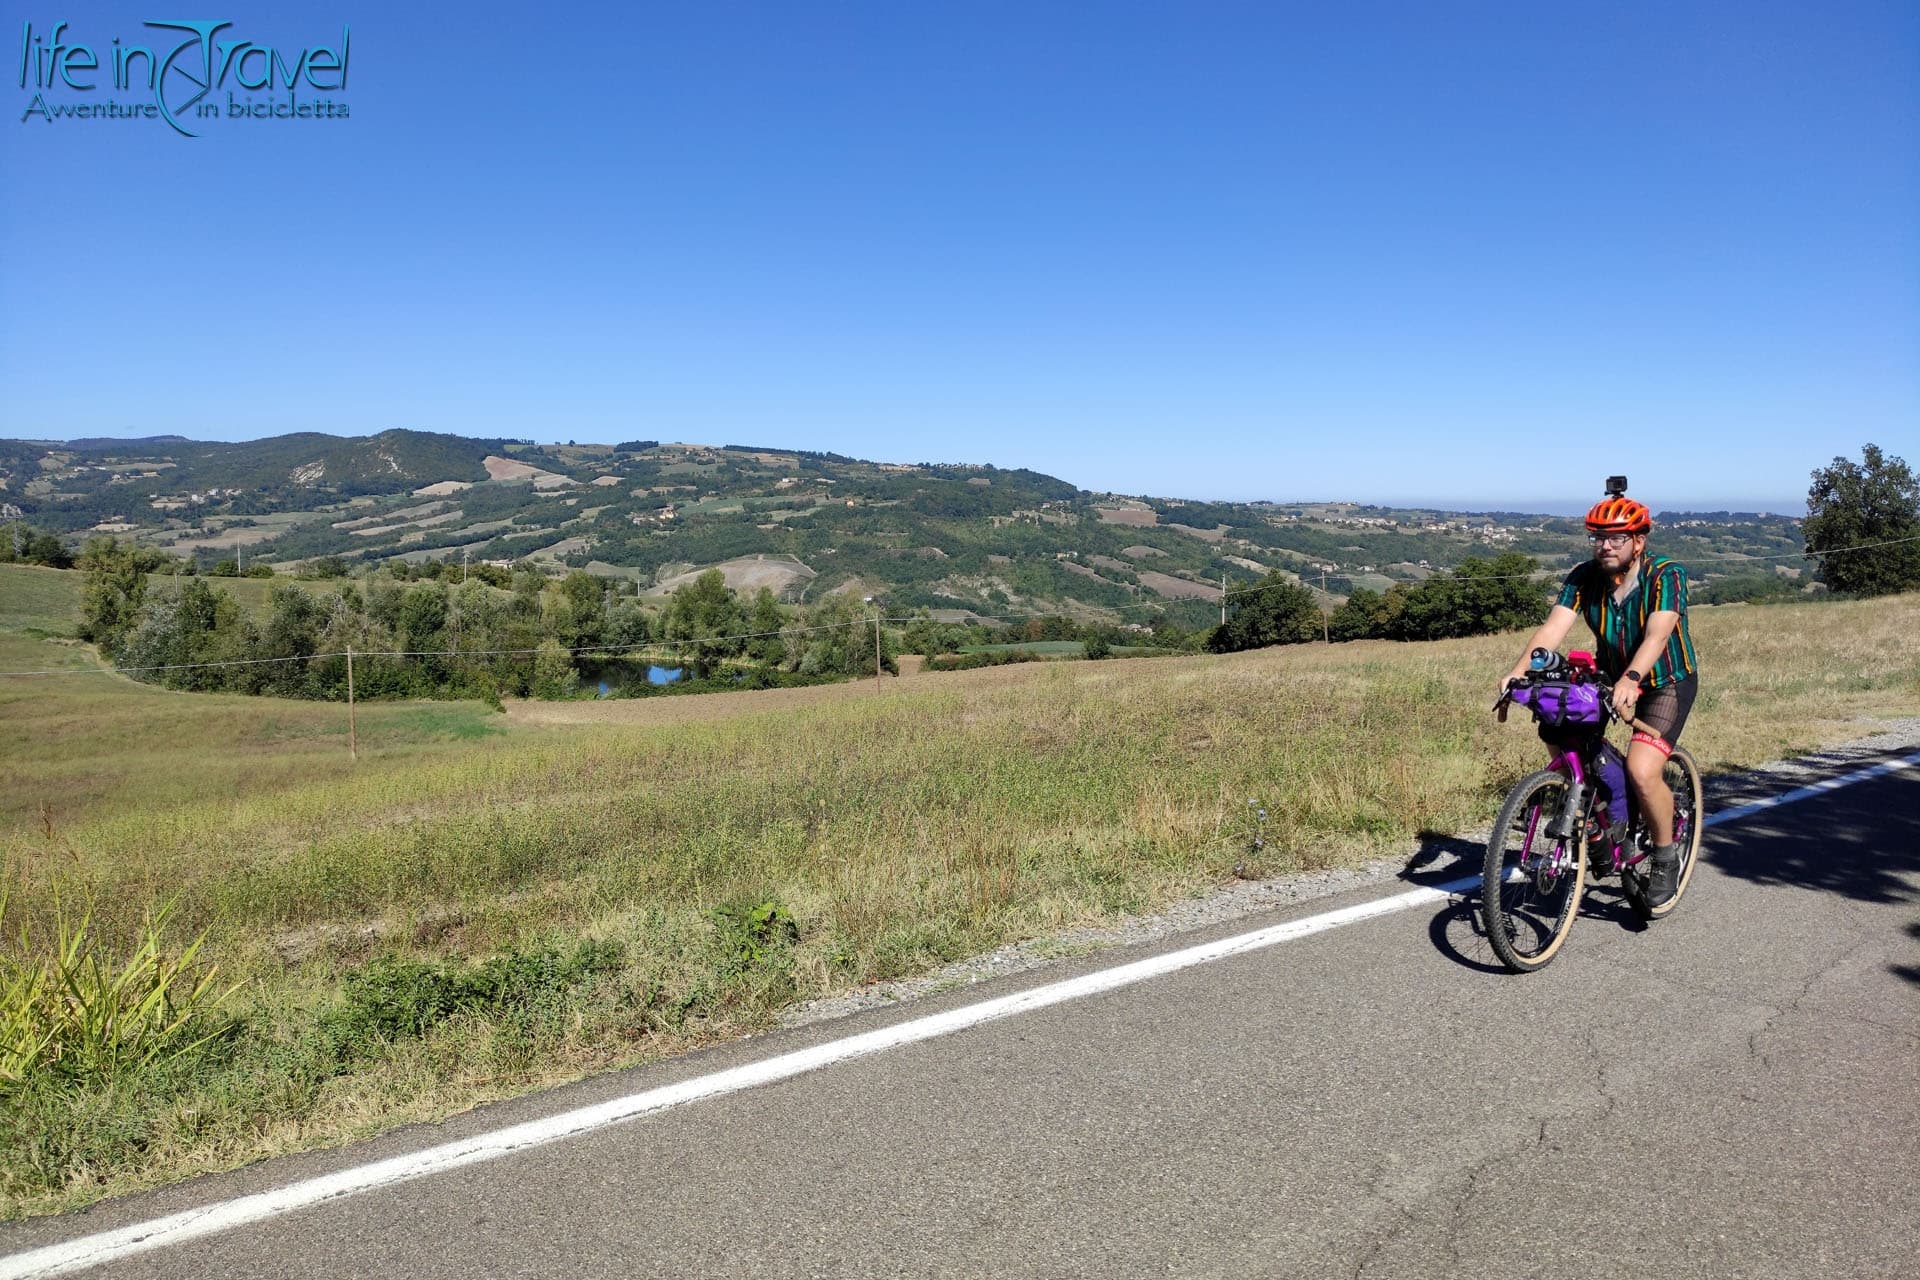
[78,536,164,655]
[256,582,328,697]
[661,569,745,677]
[1804,444,1920,597]
[1385,553,1548,641]
[902,610,961,656]
[1207,573,1321,652]
[745,588,787,665]
[603,596,651,651]
[117,577,259,693]
[302,555,350,579]
[531,638,579,699]
[547,570,607,649]
[1328,587,1388,642]
[783,593,896,676]
[397,582,449,650]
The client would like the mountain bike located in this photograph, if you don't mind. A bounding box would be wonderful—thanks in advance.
[1481,650,1705,973]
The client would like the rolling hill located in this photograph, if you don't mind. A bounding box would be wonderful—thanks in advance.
[1,433,1809,624]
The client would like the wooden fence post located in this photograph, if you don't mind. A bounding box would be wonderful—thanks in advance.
[346,644,357,760]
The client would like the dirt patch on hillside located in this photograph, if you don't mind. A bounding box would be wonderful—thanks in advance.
[1095,506,1158,527]
[651,555,817,600]
[1168,523,1230,542]
[1121,545,1166,559]
[414,480,473,497]
[1137,570,1222,601]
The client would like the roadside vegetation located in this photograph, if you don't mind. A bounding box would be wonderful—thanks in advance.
[3,559,1917,1217]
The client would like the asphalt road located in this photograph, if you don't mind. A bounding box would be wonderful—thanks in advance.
[7,743,1917,1279]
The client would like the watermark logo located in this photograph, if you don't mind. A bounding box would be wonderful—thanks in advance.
[18,19,351,137]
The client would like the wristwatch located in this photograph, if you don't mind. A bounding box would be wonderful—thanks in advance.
[1623,669,1644,687]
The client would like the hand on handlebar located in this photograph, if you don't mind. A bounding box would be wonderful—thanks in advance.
[1610,680,1642,720]
[1493,670,1525,718]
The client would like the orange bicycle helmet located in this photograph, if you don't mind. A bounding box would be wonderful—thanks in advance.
[1585,495,1651,535]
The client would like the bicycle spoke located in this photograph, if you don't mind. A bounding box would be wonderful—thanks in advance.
[1482,771,1586,970]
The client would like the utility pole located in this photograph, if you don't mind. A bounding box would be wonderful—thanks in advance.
[863,596,882,689]
[346,644,358,760]
[462,547,469,583]
[1220,574,1227,627]
[1319,571,1331,645]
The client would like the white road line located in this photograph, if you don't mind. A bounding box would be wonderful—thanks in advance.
[5,749,1915,1280]
[1703,751,1916,827]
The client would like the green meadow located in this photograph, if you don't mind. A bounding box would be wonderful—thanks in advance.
[2,560,1917,1216]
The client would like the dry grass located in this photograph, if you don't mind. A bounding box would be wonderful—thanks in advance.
[0,590,1915,1215]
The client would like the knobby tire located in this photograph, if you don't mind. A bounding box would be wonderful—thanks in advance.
[1482,769,1586,973]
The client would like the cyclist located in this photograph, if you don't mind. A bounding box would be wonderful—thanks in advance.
[1500,482,1700,907]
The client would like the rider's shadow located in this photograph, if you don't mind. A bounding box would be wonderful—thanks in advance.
[1415,832,1649,974]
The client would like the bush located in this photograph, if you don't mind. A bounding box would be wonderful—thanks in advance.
[320,940,626,1052]
[1208,573,1321,652]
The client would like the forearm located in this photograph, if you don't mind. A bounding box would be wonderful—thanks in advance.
[1510,606,1577,672]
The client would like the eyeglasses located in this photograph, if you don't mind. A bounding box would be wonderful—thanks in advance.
[1588,533,1636,547]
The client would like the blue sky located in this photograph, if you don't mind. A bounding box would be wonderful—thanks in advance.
[2,1,1913,512]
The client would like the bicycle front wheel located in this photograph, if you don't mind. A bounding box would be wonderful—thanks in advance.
[1631,746,1705,921]
[1482,770,1586,973]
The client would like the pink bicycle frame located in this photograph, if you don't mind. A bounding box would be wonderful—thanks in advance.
[1548,745,1648,876]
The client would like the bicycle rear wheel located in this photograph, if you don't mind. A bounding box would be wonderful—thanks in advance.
[1629,746,1704,921]
[1482,770,1586,973]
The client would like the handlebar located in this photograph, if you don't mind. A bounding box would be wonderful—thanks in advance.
[1493,672,1666,743]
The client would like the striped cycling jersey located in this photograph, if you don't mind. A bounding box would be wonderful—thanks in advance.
[1555,553,1699,689]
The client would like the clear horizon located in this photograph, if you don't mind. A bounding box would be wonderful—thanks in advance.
[3,2,1913,509]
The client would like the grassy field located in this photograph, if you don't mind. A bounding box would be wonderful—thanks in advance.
[2,566,1918,1216]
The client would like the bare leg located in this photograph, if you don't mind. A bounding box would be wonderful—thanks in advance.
[1627,739,1674,846]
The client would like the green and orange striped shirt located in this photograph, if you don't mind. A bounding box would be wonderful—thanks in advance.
[1555,553,1699,689]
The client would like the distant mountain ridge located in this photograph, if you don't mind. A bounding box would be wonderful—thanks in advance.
[62,435,195,451]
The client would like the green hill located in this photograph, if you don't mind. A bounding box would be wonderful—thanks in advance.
[2,434,1810,626]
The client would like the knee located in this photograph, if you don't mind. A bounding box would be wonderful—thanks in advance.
[1627,747,1664,790]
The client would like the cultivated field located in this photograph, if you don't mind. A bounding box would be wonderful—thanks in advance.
[1136,569,1223,601]
[2,565,1916,1217]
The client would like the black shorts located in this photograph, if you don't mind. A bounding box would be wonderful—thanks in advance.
[1634,675,1698,747]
